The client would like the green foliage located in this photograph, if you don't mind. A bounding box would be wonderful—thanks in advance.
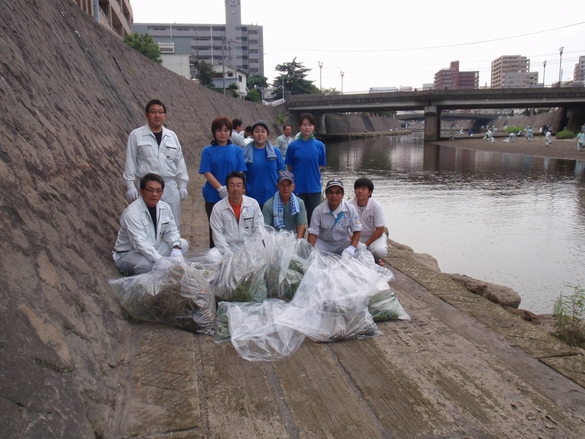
[210,83,240,98]
[124,32,162,64]
[555,130,575,139]
[271,57,316,99]
[505,126,523,134]
[522,109,531,116]
[553,284,585,348]
[321,87,341,96]
[246,88,262,102]
[276,113,290,125]
[372,111,397,117]
[196,60,215,87]
[247,74,268,89]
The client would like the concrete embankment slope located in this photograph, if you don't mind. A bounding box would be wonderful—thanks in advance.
[0,0,279,437]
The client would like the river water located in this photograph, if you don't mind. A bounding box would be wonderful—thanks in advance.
[321,133,585,314]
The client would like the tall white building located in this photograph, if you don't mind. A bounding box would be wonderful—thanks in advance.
[491,55,539,88]
[132,0,264,80]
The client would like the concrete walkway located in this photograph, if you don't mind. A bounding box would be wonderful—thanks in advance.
[110,171,585,438]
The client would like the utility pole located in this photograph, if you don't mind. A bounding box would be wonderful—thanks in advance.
[543,60,546,87]
[222,36,226,95]
[340,71,344,94]
[558,47,564,87]
[318,61,323,92]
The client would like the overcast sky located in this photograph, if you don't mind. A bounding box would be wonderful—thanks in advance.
[130,0,585,92]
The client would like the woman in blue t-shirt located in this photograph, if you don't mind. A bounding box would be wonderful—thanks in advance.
[199,116,246,247]
[284,113,326,225]
[243,120,285,209]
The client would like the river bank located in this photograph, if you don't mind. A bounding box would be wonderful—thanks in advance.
[435,133,585,161]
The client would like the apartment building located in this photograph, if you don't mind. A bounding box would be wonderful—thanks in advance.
[490,55,539,88]
[433,61,479,90]
[72,0,133,38]
[574,56,585,81]
[132,0,264,80]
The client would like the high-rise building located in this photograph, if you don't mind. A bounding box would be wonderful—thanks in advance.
[574,56,585,82]
[132,0,264,80]
[433,61,479,90]
[490,55,538,88]
[73,0,133,38]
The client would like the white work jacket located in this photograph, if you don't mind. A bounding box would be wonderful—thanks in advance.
[348,197,386,241]
[114,197,182,263]
[124,124,189,190]
[210,195,264,255]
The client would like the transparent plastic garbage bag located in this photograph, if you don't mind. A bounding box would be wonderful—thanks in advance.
[109,257,216,334]
[216,299,305,361]
[275,250,388,342]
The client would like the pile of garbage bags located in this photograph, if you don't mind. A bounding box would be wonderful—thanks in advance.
[109,228,409,361]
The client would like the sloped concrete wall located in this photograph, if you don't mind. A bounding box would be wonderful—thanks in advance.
[0,0,279,437]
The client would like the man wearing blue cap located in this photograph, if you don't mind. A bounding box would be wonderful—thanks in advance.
[262,171,307,238]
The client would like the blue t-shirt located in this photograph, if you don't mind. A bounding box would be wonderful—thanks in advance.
[285,137,326,193]
[199,143,246,202]
[245,146,285,205]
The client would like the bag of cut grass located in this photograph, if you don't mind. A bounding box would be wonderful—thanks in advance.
[109,258,215,334]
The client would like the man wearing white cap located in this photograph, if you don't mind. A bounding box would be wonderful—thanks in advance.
[262,171,307,238]
[307,179,366,256]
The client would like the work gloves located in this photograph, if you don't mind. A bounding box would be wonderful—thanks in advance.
[217,185,228,199]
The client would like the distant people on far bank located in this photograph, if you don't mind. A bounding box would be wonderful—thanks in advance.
[349,178,388,266]
[113,173,189,276]
[263,171,307,239]
[124,99,189,229]
[199,116,246,248]
[285,113,326,225]
[275,124,294,157]
[308,179,365,257]
[210,171,264,256]
[577,130,585,151]
[231,118,248,148]
[244,120,285,209]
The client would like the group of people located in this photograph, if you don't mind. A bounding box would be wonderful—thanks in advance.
[112,99,388,276]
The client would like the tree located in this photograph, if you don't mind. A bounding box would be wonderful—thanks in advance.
[124,32,162,64]
[246,88,262,103]
[271,58,316,99]
[247,74,268,89]
[321,87,341,96]
[196,60,215,87]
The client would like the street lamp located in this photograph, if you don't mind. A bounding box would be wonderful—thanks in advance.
[558,47,564,87]
[318,61,323,92]
[543,61,546,87]
[340,71,344,94]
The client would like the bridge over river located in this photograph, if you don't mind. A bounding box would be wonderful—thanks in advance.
[285,88,585,141]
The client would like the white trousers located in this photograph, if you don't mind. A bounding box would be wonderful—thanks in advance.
[114,238,189,276]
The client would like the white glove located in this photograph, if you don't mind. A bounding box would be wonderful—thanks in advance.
[126,187,138,202]
[217,185,228,199]
[180,188,188,200]
[170,248,183,258]
[342,246,356,257]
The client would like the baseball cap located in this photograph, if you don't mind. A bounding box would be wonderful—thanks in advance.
[277,171,295,184]
[325,179,344,191]
[252,120,270,135]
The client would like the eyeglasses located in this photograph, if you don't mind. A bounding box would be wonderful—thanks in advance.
[148,110,166,115]
[144,188,163,194]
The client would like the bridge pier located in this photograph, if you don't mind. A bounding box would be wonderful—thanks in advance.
[424,106,441,142]
[564,105,585,133]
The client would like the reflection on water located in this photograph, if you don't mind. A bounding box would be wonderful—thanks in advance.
[322,134,585,314]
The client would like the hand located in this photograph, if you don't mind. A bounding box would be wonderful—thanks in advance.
[170,248,183,258]
[342,246,356,257]
[180,188,188,200]
[217,185,228,199]
[126,188,138,202]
